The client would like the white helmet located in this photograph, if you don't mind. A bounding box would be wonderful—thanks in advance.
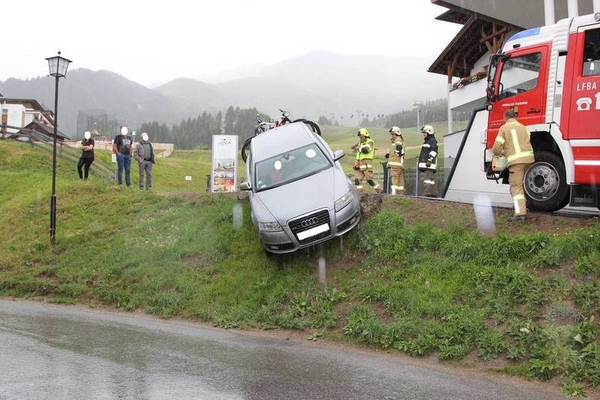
[389,126,401,135]
[84,131,91,140]
[421,125,434,135]
[141,132,149,142]
[120,126,128,135]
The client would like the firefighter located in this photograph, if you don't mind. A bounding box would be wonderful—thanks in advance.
[492,109,534,222]
[385,126,405,195]
[418,124,438,197]
[353,128,382,193]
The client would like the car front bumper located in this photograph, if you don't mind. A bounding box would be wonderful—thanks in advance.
[259,203,360,254]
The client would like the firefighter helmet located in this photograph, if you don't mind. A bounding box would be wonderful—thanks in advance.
[421,125,434,135]
[357,128,370,137]
[389,126,401,135]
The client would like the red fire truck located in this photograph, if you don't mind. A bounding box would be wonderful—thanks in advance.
[484,12,600,211]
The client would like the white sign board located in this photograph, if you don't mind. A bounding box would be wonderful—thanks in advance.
[210,135,238,193]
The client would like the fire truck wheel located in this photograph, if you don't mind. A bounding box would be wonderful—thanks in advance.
[524,151,569,212]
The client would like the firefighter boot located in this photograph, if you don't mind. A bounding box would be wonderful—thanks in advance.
[368,179,382,193]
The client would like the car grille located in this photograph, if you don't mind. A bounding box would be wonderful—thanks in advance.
[288,209,331,244]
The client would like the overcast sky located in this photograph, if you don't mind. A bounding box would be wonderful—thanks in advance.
[2,0,460,87]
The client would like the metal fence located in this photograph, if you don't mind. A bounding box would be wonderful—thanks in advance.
[29,136,116,185]
[372,156,453,197]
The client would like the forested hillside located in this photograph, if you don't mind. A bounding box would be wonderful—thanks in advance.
[138,107,270,150]
[0,51,448,140]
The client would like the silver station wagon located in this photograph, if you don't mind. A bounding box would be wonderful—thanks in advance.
[240,121,361,254]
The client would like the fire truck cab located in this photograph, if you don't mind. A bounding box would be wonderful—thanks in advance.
[484,12,600,211]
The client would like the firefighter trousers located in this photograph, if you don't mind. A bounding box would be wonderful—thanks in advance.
[508,163,532,216]
[421,170,437,197]
[389,166,405,195]
[354,159,382,192]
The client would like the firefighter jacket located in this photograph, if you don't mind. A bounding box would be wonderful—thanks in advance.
[492,118,534,167]
[418,134,438,172]
[387,138,404,168]
[356,138,375,161]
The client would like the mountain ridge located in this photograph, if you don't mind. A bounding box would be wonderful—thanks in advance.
[0,51,447,138]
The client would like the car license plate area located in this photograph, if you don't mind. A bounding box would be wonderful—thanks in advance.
[296,223,330,241]
[288,209,331,244]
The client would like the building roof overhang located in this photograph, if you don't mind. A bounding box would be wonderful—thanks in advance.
[20,120,69,140]
[428,1,525,80]
[428,12,520,79]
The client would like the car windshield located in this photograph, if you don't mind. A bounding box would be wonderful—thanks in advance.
[254,143,331,191]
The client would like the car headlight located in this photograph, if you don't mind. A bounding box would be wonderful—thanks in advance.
[335,190,354,212]
[258,221,283,232]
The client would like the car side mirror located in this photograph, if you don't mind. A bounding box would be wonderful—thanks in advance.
[239,181,252,191]
[333,150,345,161]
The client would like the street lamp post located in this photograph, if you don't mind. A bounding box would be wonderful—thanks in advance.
[413,101,423,129]
[45,51,72,245]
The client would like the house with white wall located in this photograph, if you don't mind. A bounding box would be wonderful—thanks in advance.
[0,97,68,140]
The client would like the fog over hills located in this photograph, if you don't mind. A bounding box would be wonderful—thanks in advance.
[0,50,447,137]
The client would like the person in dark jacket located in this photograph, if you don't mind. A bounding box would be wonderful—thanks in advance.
[134,132,155,190]
[418,124,438,197]
[77,130,95,180]
[112,126,133,187]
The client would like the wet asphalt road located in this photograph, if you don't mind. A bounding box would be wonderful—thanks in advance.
[0,299,568,400]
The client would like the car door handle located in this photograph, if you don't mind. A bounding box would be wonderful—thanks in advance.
[527,108,541,114]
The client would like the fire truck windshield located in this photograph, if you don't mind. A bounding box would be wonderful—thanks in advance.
[487,54,509,101]
[497,52,541,100]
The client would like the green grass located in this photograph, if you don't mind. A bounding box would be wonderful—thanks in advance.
[1,137,599,396]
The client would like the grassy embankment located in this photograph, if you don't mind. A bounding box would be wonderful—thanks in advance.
[1,125,599,396]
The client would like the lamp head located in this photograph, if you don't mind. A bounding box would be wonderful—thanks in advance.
[45,51,72,78]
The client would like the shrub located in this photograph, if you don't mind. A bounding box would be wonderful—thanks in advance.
[572,282,600,314]
[573,251,600,279]
[343,305,385,346]
[477,330,507,360]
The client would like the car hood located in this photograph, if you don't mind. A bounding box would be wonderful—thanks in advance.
[253,169,347,220]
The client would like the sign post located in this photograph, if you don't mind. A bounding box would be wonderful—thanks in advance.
[210,135,238,193]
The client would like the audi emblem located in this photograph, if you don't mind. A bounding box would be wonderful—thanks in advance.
[300,217,319,228]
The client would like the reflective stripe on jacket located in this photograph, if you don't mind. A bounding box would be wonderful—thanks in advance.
[492,118,534,167]
[388,139,404,168]
[359,160,373,171]
[356,138,375,161]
